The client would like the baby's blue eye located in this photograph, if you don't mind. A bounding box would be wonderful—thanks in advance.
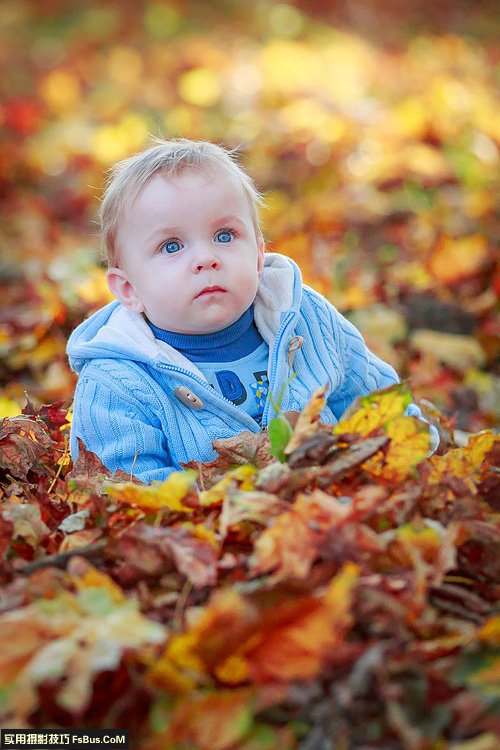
[215,230,234,243]
[161,240,183,254]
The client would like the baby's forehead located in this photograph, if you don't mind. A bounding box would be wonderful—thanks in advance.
[126,165,238,205]
[126,166,250,217]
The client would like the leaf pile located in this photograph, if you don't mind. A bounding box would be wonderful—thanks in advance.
[0,0,498,433]
[0,384,498,749]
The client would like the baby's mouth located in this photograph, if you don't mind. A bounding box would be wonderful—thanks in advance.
[195,286,227,299]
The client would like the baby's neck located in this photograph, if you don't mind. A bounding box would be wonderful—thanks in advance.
[147,305,263,362]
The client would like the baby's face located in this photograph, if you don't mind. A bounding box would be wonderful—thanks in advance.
[107,168,265,334]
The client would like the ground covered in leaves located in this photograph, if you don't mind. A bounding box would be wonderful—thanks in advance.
[0,1,499,747]
[0,385,499,748]
[0,0,499,433]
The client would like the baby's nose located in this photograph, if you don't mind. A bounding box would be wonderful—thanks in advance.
[192,246,221,272]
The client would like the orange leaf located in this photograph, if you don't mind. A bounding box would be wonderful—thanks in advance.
[251,491,349,581]
[247,562,359,683]
[428,235,489,284]
[165,689,254,750]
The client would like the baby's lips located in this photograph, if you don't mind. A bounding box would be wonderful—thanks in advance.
[195,286,227,298]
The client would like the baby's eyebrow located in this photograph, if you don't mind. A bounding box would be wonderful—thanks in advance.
[210,215,246,228]
[146,225,182,244]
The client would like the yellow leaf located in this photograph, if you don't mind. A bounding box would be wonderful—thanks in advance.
[199,465,257,507]
[478,616,500,646]
[104,471,197,512]
[363,415,430,481]
[0,396,22,418]
[335,382,412,437]
[428,431,497,484]
[214,653,250,685]
[393,522,442,565]
[148,588,256,692]
[183,522,220,550]
[71,566,126,604]
[60,408,73,432]
[56,451,71,467]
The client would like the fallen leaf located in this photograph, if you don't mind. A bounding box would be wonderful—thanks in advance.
[285,385,328,454]
[0,416,54,479]
[335,382,413,437]
[410,329,486,371]
[104,470,197,512]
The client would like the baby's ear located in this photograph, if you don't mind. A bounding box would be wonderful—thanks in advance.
[106,268,145,313]
[257,237,265,278]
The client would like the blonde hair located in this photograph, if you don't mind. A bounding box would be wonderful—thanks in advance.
[99,137,264,266]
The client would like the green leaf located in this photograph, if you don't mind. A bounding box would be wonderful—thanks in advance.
[268,416,293,463]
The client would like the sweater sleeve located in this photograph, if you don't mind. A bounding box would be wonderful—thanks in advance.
[326,309,399,420]
[324,302,439,453]
[70,372,179,484]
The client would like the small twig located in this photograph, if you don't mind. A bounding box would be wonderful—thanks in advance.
[47,443,69,495]
[153,509,165,527]
[172,579,193,631]
[129,451,139,481]
[16,540,107,575]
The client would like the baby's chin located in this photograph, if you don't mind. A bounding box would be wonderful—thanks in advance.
[182,312,246,335]
[195,305,251,332]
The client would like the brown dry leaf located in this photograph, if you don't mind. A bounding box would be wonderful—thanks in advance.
[2,503,50,550]
[182,431,272,489]
[219,490,288,539]
[0,416,54,479]
[58,528,102,553]
[66,440,114,494]
[162,526,219,589]
[212,431,273,469]
[284,385,328,454]
[109,522,218,589]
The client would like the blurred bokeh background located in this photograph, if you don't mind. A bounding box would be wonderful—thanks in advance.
[1,0,498,433]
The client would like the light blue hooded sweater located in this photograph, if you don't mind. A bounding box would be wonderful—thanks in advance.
[67,253,434,483]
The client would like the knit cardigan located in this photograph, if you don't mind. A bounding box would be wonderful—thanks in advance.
[67,253,414,483]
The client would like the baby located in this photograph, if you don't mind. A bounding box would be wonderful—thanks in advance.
[67,138,435,482]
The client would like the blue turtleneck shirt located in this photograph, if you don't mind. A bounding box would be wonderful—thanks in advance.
[147,305,269,422]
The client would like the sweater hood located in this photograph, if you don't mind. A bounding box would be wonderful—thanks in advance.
[67,252,302,376]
